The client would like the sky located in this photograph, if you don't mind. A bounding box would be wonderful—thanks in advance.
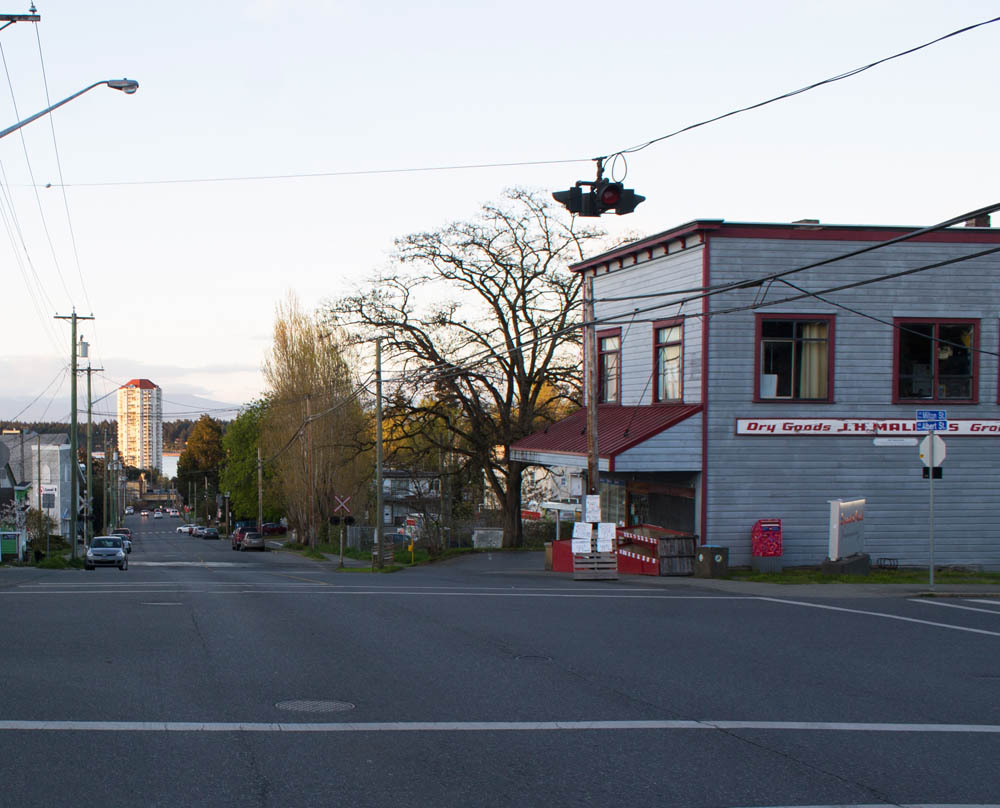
[1,0,998,422]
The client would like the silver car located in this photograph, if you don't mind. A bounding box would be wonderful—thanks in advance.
[240,531,265,551]
[85,536,128,571]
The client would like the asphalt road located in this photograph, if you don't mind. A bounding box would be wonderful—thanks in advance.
[1,515,998,807]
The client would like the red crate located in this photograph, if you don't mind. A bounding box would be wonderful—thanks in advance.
[752,519,782,557]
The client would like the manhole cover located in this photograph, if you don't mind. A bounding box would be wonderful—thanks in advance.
[515,655,552,663]
[275,699,356,713]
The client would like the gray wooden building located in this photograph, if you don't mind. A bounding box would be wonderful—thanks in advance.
[511,216,1000,569]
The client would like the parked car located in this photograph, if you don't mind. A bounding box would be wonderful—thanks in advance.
[192,526,206,537]
[85,536,128,571]
[201,528,219,540]
[232,525,254,550]
[176,524,195,534]
[240,531,265,551]
[261,522,286,536]
[153,511,162,519]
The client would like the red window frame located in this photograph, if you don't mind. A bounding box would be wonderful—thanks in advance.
[652,318,683,402]
[597,328,621,404]
[893,317,979,404]
[754,313,835,403]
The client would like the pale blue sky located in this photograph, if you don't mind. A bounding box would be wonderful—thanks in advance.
[1,0,998,418]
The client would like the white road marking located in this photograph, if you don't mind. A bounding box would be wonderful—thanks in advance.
[731,804,1000,808]
[757,597,1000,638]
[911,599,1000,616]
[0,719,998,733]
[969,599,1000,607]
[140,602,182,606]
[0,589,756,599]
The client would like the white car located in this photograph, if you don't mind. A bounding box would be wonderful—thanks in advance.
[176,524,195,534]
[140,510,149,517]
[124,506,134,515]
[153,511,162,519]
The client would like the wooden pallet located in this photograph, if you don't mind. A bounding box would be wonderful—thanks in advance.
[573,552,618,580]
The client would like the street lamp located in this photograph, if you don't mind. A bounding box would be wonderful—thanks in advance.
[0,78,139,141]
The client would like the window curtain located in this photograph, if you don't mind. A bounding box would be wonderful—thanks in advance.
[799,323,828,398]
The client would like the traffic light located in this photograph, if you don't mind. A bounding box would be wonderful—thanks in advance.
[552,185,586,215]
[552,181,645,217]
[592,181,645,216]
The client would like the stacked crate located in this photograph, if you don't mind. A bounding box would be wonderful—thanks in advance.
[616,525,697,576]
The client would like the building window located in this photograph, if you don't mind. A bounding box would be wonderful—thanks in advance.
[894,319,977,402]
[756,315,833,401]
[653,320,683,402]
[597,329,621,404]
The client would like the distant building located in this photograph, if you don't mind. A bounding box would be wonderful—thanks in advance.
[1,430,83,538]
[117,379,163,472]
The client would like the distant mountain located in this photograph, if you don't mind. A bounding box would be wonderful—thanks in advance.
[0,393,242,424]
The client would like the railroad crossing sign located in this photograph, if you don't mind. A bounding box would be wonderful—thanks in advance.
[333,495,352,514]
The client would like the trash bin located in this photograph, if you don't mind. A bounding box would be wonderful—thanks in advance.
[694,545,728,578]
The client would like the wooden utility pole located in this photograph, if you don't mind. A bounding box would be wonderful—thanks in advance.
[257,446,264,534]
[54,309,94,558]
[305,394,315,548]
[375,338,385,569]
[83,362,102,545]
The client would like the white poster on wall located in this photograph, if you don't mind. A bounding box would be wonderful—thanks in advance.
[583,495,601,523]
[572,521,593,554]
[596,523,616,553]
[829,498,866,561]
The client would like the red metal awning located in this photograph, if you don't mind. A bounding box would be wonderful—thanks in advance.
[511,404,701,469]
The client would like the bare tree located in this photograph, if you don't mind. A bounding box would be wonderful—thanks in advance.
[263,293,371,547]
[326,189,605,547]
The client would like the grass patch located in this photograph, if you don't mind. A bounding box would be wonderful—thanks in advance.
[35,554,85,570]
[725,566,1000,585]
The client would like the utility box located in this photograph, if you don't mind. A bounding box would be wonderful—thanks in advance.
[695,545,728,578]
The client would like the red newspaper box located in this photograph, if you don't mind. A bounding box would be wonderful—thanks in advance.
[752,519,782,557]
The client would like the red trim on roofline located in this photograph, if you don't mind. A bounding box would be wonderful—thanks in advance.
[571,220,1000,274]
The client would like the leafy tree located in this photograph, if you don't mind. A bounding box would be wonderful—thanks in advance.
[262,293,371,547]
[24,508,56,549]
[219,401,283,522]
[177,415,224,519]
[326,188,603,547]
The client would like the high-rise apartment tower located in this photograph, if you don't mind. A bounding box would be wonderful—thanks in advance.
[117,379,163,472]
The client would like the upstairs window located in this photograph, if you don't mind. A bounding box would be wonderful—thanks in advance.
[756,315,834,402]
[598,330,621,404]
[653,320,683,402]
[895,319,977,402]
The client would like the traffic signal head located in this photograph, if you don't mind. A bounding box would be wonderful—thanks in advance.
[593,181,645,216]
[553,181,645,217]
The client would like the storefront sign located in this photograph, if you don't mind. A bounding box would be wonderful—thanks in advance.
[829,498,865,561]
[737,418,1000,436]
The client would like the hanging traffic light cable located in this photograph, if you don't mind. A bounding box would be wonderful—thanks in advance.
[552,156,645,218]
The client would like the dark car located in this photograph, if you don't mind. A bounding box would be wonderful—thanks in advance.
[85,536,128,571]
[261,522,286,536]
[201,528,219,540]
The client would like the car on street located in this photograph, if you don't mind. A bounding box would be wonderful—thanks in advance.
[176,524,195,534]
[191,526,205,537]
[124,506,134,515]
[110,528,132,554]
[240,531,265,551]
[201,528,219,540]
[85,536,128,570]
[231,525,255,549]
[153,511,162,519]
[261,522,286,535]
[140,510,149,517]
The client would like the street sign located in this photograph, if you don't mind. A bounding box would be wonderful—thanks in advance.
[333,495,352,514]
[916,409,947,421]
[916,420,947,432]
[873,437,918,446]
[918,434,946,467]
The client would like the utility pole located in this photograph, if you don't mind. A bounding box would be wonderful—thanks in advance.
[306,393,315,548]
[55,309,94,558]
[375,338,384,569]
[83,357,103,545]
[103,435,109,533]
[257,447,263,534]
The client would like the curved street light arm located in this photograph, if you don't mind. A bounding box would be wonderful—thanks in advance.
[0,78,139,141]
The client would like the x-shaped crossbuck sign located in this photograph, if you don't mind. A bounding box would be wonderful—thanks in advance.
[333,495,352,514]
